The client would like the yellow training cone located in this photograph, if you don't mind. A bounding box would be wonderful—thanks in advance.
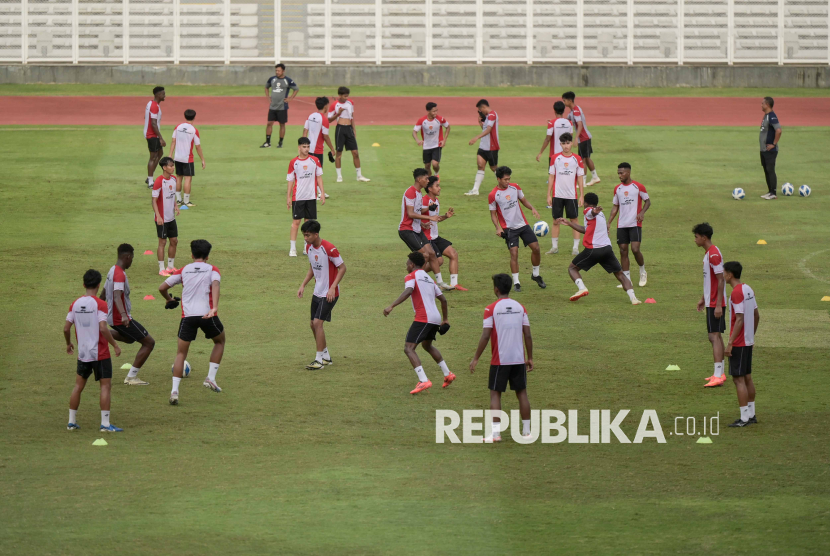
[756,240,767,245]
[372,142,380,147]
[821,296,830,302]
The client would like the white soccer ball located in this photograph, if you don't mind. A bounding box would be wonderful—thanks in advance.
[732,188,745,200]
[533,221,550,237]
[781,183,794,196]
[799,184,811,197]
[172,360,191,378]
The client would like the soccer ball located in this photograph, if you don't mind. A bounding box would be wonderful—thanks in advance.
[732,188,745,200]
[172,360,191,378]
[781,183,794,196]
[533,221,550,237]
[799,184,811,197]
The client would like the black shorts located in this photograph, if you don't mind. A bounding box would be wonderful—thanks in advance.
[268,109,288,124]
[617,226,643,245]
[572,245,622,273]
[110,319,149,344]
[311,295,338,322]
[729,345,753,377]
[477,148,499,167]
[430,236,453,258]
[292,200,317,220]
[405,321,440,345]
[423,147,442,164]
[156,220,178,240]
[178,315,224,342]
[552,198,578,220]
[147,137,162,153]
[706,307,726,334]
[488,363,527,393]
[399,229,428,251]
[335,124,358,152]
[311,153,324,168]
[77,358,113,382]
[175,161,195,177]
[578,138,593,159]
[503,225,538,250]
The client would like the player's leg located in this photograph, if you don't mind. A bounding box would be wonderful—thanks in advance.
[443,245,461,288]
[175,173,183,204]
[68,373,88,429]
[618,241,631,284]
[334,129,344,182]
[422,242,442,283]
[113,322,155,385]
[466,154,487,195]
[568,262,590,300]
[631,235,646,286]
[612,270,639,303]
[167,237,178,271]
[516,388,532,436]
[182,175,193,206]
[548,200,562,254]
[264,120,274,147]
[204,330,225,392]
[730,375,750,426]
[509,245,521,290]
[98,377,115,430]
[311,318,327,362]
[707,331,725,384]
[289,218,301,256]
[157,237,167,274]
[170,337,191,405]
[133,334,156,372]
[421,339,454,386]
[487,390,503,441]
[528,239,545,289]
[278,122,286,147]
[569,217,581,254]
[352,149,369,181]
[432,159,440,175]
[746,372,756,423]
[147,148,161,184]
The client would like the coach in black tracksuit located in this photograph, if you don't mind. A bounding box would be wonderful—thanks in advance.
[759,96,782,200]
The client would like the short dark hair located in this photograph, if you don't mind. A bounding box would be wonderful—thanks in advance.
[562,91,576,101]
[426,175,439,191]
[723,261,743,279]
[408,251,425,268]
[413,168,429,180]
[692,222,714,239]
[476,99,489,108]
[492,273,512,295]
[763,96,774,108]
[559,132,573,143]
[83,269,102,289]
[584,192,599,206]
[153,86,165,95]
[301,219,321,234]
[426,102,437,111]
[495,166,512,179]
[191,239,212,260]
[184,109,196,121]
[618,162,631,169]
[338,86,350,95]
[117,243,134,256]
[275,63,286,70]
[315,96,329,110]
[298,136,310,145]
[159,156,174,168]
[553,100,565,115]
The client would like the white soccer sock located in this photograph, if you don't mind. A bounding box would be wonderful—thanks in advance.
[532,265,540,277]
[356,167,362,178]
[714,362,724,379]
[315,351,324,363]
[552,237,558,248]
[450,274,458,287]
[336,168,343,179]
[491,419,501,437]
[323,347,330,358]
[575,278,586,290]
[747,401,755,418]
[740,406,749,422]
[183,193,190,204]
[128,366,140,378]
[512,273,520,285]
[623,270,631,281]
[438,360,450,377]
[573,239,580,250]
[639,265,646,273]
[101,410,110,427]
[167,258,175,269]
[592,170,598,180]
[208,362,219,381]
[472,170,485,192]
[172,376,181,394]
[435,272,443,284]
[176,191,182,202]
[626,289,637,301]
[522,419,531,435]
[148,176,153,182]
[69,409,77,424]
[290,240,296,251]
[414,365,428,383]
[158,261,165,272]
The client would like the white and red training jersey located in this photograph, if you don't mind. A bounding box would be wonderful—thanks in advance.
[66,296,110,362]
[164,262,221,318]
[703,245,726,308]
[305,240,344,299]
[549,152,585,200]
[172,122,200,163]
[567,104,592,142]
[304,112,330,155]
[547,117,573,158]
[612,181,649,229]
[405,269,443,325]
[479,111,500,151]
[104,265,131,326]
[483,298,530,366]
[399,185,424,233]
[329,100,355,121]
[582,207,611,249]
[421,195,440,240]
[144,100,162,139]
[488,184,528,230]
[729,283,758,347]
[414,115,449,150]
[287,156,323,202]
[152,175,177,223]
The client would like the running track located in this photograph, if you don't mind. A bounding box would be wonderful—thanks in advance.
[2,96,829,126]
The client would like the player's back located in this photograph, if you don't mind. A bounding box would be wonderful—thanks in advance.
[305,112,329,154]
[172,122,198,162]
[68,295,110,361]
[582,207,611,249]
[400,186,423,233]
[104,265,131,326]
[171,262,221,317]
[406,269,442,324]
[730,283,757,346]
[144,100,161,138]
[702,246,726,307]
[549,117,572,156]
[484,298,528,365]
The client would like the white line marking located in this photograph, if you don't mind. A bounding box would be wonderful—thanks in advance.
[798,249,830,284]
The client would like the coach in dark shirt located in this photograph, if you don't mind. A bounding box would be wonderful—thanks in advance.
[759,96,782,200]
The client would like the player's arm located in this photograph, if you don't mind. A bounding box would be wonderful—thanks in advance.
[151,190,163,225]
[637,197,651,223]
[151,118,164,147]
[437,293,448,325]
[351,114,357,135]
[412,128,423,146]
[64,320,74,354]
[406,204,437,222]
[204,281,219,319]
[98,321,121,357]
[302,126,309,138]
[383,287,413,316]
[490,210,504,237]
[287,79,299,101]
[577,175,585,207]
[169,136,177,158]
[714,274,725,318]
[536,135,551,162]
[523,324,533,372]
[724,313,744,357]
[469,328,491,373]
[113,292,130,324]
[327,108,341,123]
[298,266,314,298]
[441,124,450,145]
[574,120,583,144]
[195,144,205,169]
[607,203,619,229]
[547,173,555,207]
[558,218,586,234]
[316,174,325,205]
[327,263,346,302]
[286,179,295,210]
[469,123,492,145]
[754,307,760,334]
[519,195,541,220]
[323,133,334,153]
[264,82,270,98]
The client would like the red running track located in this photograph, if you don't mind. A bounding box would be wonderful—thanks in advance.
[2,95,829,126]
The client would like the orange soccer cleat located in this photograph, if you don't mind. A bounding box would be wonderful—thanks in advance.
[454,285,468,291]
[569,289,589,302]
[442,372,456,388]
[704,375,727,388]
[410,380,432,395]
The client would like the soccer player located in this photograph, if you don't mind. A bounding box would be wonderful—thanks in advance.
[413,102,450,176]
[383,252,454,394]
[723,261,760,427]
[159,239,225,405]
[170,109,205,208]
[562,91,599,186]
[488,166,545,292]
[557,192,642,305]
[470,273,533,442]
[287,137,324,257]
[465,99,500,196]
[328,86,370,183]
[693,223,728,388]
[152,157,180,276]
[607,162,650,288]
[536,100,572,164]
[101,243,157,386]
[64,269,123,432]
[759,96,782,200]
[546,132,584,256]
[303,97,335,199]
[297,220,346,370]
[144,86,166,187]
[399,168,440,276]
[423,176,465,291]
[261,63,298,148]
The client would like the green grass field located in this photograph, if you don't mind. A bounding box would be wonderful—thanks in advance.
[1,112,829,553]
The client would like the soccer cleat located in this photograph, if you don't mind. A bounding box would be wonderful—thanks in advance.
[67,422,80,431]
[321,357,333,366]
[704,375,717,382]
[569,289,589,301]
[454,285,468,291]
[631,298,642,305]
[704,376,726,388]
[437,282,455,291]
[587,177,601,187]
[546,205,552,209]
[159,269,172,276]
[124,376,149,386]
[617,284,624,288]
[100,424,123,432]
[639,270,647,287]
[357,176,371,182]
[185,201,195,207]
[146,177,153,188]
[289,249,297,257]
[442,372,456,388]
[260,142,271,148]
[169,391,179,405]
[203,378,222,392]
[545,247,558,254]
[277,142,283,148]
[483,435,502,443]
[760,193,777,199]
[748,416,758,424]
[464,189,480,196]
[336,176,343,183]
[306,360,324,370]
[410,380,432,394]
[728,418,750,427]
[513,283,522,293]
[572,247,579,255]
[531,275,546,289]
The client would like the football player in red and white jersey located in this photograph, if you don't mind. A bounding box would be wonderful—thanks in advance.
[383,252,454,395]
[144,86,166,187]
[423,176,464,291]
[399,168,440,275]
[607,162,651,289]
[558,192,641,304]
[488,166,545,292]
[536,100,572,164]
[412,102,450,176]
[297,220,347,370]
[287,137,325,257]
[723,261,760,427]
[562,91,599,186]
[152,157,180,276]
[159,239,226,405]
[328,86,370,183]
[64,269,122,432]
[303,97,336,200]
[169,109,205,208]
[470,274,534,442]
[693,223,728,388]
[466,99,500,196]
[546,133,584,256]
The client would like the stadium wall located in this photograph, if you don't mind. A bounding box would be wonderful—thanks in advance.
[2,64,829,89]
